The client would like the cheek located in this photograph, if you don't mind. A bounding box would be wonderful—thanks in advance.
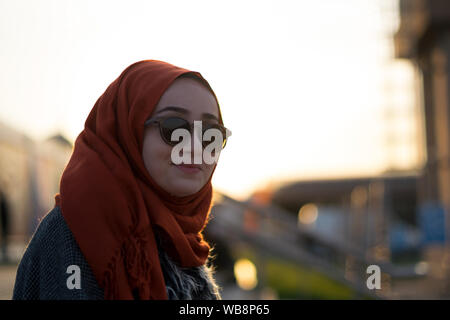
[202,164,216,182]
[142,130,172,177]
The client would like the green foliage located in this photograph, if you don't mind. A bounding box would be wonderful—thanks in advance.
[265,258,355,299]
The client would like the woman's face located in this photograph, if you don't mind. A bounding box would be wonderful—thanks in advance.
[142,77,220,197]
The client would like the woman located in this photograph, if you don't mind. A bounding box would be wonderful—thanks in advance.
[13,60,231,300]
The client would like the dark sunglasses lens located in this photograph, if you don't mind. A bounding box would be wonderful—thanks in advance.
[160,118,190,145]
[202,124,227,149]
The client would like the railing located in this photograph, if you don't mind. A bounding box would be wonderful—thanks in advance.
[209,192,425,299]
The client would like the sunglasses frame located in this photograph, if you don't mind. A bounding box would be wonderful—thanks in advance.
[144,116,231,149]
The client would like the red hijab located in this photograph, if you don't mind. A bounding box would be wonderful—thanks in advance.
[54,60,223,299]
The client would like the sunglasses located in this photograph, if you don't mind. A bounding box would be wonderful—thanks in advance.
[144,116,231,149]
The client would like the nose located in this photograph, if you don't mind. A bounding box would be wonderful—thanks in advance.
[190,122,203,164]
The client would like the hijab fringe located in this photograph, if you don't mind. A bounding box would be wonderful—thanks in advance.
[103,233,152,299]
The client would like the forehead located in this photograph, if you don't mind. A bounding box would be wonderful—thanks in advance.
[153,77,219,116]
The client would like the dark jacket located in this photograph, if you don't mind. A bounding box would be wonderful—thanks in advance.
[13,205,221,300]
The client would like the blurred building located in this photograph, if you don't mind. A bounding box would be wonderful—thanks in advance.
[394,0,450,235]
[394,0,450,295]
[0,120,72,253]
[270,172,420,261]
[0,122,33,247]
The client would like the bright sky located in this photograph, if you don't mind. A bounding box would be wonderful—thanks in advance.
[0,0,421,199]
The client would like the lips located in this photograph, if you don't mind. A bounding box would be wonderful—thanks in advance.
[172,163,202,174]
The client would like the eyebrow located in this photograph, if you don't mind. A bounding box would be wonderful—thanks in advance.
[155,105,220,122]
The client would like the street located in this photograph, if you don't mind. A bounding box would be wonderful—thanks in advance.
[0,263,17,300]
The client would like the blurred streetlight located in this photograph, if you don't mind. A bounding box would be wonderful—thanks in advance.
[234,258,258,291]
[298,203,319,226]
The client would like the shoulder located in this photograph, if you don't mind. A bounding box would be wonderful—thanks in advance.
[31,206,67,245]
[14,206,66,272]
[16,206,75,268]
[13,206,104,300]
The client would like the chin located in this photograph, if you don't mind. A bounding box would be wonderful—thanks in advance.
[169,183,203,197]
